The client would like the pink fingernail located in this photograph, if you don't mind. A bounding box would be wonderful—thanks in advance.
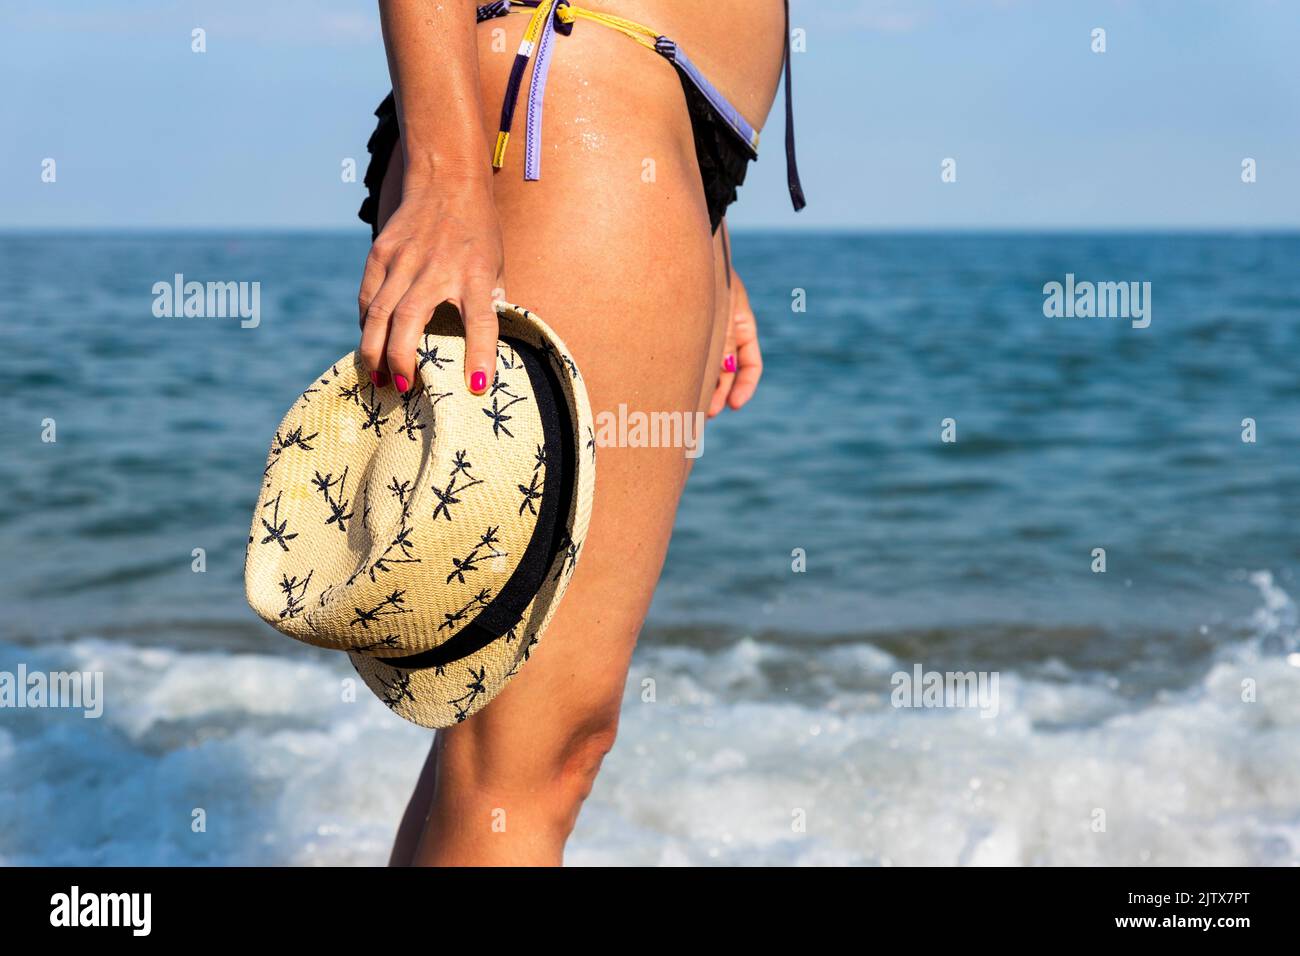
[394,374,409,393]
[722,354,737,373]
[470,370,487,394]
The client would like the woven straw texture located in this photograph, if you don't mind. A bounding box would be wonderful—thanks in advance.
[244,302,594,727]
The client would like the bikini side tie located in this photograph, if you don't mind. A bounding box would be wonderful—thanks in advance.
[490,0,558,169]
[486,0,806,211]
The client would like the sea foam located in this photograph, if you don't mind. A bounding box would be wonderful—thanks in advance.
[1,574,1297,866]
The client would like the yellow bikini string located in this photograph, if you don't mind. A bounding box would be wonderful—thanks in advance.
[555,5,657,49]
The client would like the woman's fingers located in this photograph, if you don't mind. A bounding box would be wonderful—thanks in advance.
[359,244,421,382]
[385,278,447,393]
[359,277,411,376]
[357,246,388,330]
[361,283,418,387]
[460,276,500,395]
[708,316,739,419]
[358,214,503,396]
[727,305,763,410]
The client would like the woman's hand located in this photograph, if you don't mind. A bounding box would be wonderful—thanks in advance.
[708,270,763,417]
[358,179,505,395]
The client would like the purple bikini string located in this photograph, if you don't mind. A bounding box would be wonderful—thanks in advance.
[653,37,759,157]
[524,1,567,180]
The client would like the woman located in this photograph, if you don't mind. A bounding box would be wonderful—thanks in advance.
[356,0,802,866]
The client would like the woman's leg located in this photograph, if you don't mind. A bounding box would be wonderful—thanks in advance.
[382,172,731,871]
[384,183,731,871]
[377,21,724,866]
[387,726,438,866]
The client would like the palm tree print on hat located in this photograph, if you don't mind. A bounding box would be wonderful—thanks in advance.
[552,534,581,581]
[337,380,368,406]
[537,337,581,381]
[417,344,452,372]
[354,633,402,653]
[431,450,483,522]
[297,365,339,407]
[370,521,421,582]
[274,424,318,456]
[534,444,547,472]
[497,341,520,370]
[278,569,313,619]
[361,400,384,437]
[377,670,415,710]
[263,424,316,488]
[439,587,492,631]
[398,389,427,441]
[360,395,389,438]
[483,394,526,439]
[538,337,556,364]
[449,666,488,722]
[518,471,543,516]
[446,527,507,584]
[259,492,298,552]
[586,426,596,462]
[503,626,525,678]
[312,466,354,532]
[451,449,474,476]
[505,633,539,679]
[349,588,412,629]
[489,370,522,401]
[387,475,413,513]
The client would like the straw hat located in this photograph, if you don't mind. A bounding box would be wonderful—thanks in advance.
[244,302,595,728]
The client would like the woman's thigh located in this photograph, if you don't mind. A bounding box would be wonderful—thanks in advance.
[377,19,721,777]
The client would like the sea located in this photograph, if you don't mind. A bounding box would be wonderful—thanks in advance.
[1,231,1298,865]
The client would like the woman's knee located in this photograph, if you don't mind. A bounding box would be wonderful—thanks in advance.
[530,708,622,814]
[555,714,620,796]
[439,700,621,820]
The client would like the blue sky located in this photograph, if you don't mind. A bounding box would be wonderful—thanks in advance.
[3,0,1298,230]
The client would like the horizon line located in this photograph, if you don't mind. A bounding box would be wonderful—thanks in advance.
[3,225,1299,237]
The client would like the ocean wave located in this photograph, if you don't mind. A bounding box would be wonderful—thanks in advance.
[1,573,1297,865]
